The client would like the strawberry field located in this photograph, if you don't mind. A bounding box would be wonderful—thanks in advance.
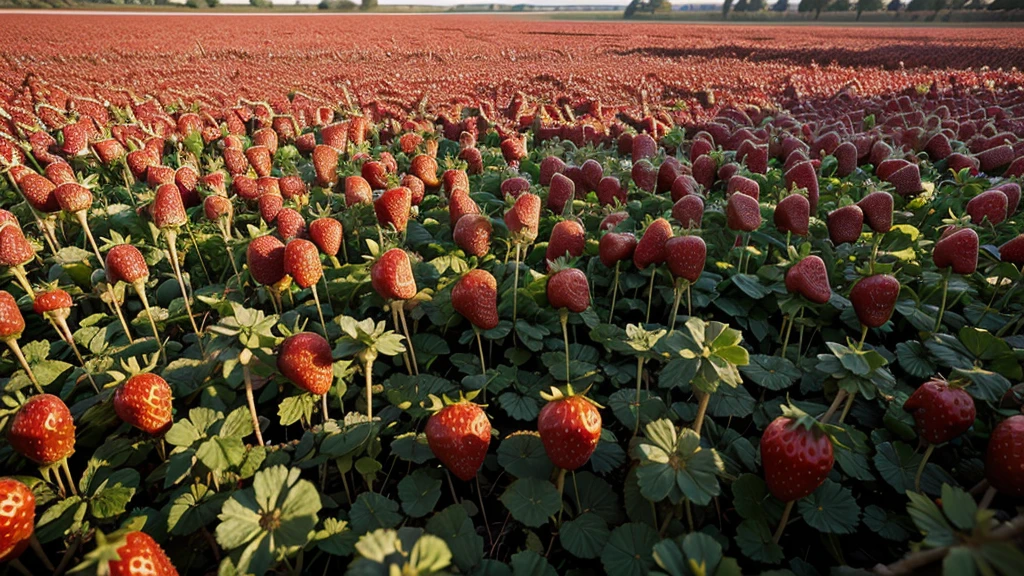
[2,13,1024,576]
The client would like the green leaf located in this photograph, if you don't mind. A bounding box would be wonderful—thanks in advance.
[196,436,246,472]
[565,471,623,525]
[426,504,483,573]
[560,513,610,560]
[741,355,799,390]
[600,523,658,576]
[391,432,435,464]
[940,484,977,531]
[89,469,138,519]
[952,366,1011,402]
[409,533,452,573]
[682,532,724,576]
[977,541,1024,576]
[652,539,688,576]
[499,477,561,528]
[277,394,316,427]
[510,550,558,576]
[896,341,936,379]
[397,470,442,518]
[35,496,86,543]
[942,547,977,576]
[875,442,955,495]
[168,484,226,536]
[863,505,914,541]
[735,519,784,564]
[797,480,860,535]
[496,433,554,480]
[350,492,402,535]
[731,474,782,523]
[315,518,357,557]
[732,274,771,299]
[906,490,956,548]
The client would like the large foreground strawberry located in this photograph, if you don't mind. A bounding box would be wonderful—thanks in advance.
[108,531,179,576]
[537,386,602,471]
[114,373,174,435]
[425,397,491,481]
[452,269,499,331]
[0,477,35,563]
[278,332,335,396]
[986,415,1024,497]
[8,394,76,466]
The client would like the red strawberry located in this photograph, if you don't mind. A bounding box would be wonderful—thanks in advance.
[61,122,89,156]
[546,220,586,266]
[692,155,717,190]
[309,218,343,258]
[425,401,491,481]
[1000,234,1024,265]
[44,162,76,186]
[276,208,306,241]
[784,161,819,213]
[361,160,387,190]
[222,147,249,176]
[108,531,179,576]
[656,158,683,194]
[375,187,412,233]
[994,182,1020,215]
[672,195,704,230]
[443,169,470,197]
[311,146,339,188]
[278,332,334,396]
[834,142,858,177]
[760,407,834,502]
[500,177,530,200]
[449,188,481,228]
[966,189,1008,225]
[933,228,978,275]
[92,138,125,165]
[665,235,706,283]
[0,477,35,563]
[600,212,629,232]
[785,255,831,304]
[257,176,281,198]
[671,175,700,202]
[690,138,713,162]
[727,175,760,200]
[631,133,657,162]
[500,137,527,165]
[597,176,626,207]
[252,127,278,154]
[105,245,149,286]
[146,165,175,189]
[631,159,657,193]
[232,176,259,203]
[903,377,975,445]
[411,155,440,188]
[887,164,923,197]
[454,214,492,258]
[348,117,369,147]
[505,193,541,244]
[634,218,673,270]
[283,239,323,289]
[345,176,373,207]
[547,173,575,214]
[401,174,426,206]
[827,205,864,245]
[32,288,73,317]
[174,166,200,208]
[247,235,286,286]
[204,195,233,224]
[774,193,810,237]
[452,269,499,331]
[0,225,36,268]
[0,291,26,341]
[985,415,1024,497]
[322,122,348,150]
[547,267,590,313]
[114,373,173,435]
[849,274,900,328]
[371,248,417,301]
[0,210,18,230]
[599,232,637,268]
[977,144,1013,173]
[151,183,186,230]
[540,156,567,187]
[726,192,762,232]
[259,194,283,224]
[459,147,483,175]
[581,159,604,193]
[19,172,59,213]
[537,392,602,470]
[279,175,307,202]
[857,191,893,233]
[924,133,952,161]
[7,394,75,465]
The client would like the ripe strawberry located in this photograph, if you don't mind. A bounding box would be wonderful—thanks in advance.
[985,415,1024,497]
[692,155,717,190]
[834,141,858,177]
[774,193,810,236]
[146,165,175,189]
[671,195,704,230]
[151,183,187,230]
[32,288,73,317]
[222,147,249,176]
[279,175,307,202]
[252,127,278,154]
[631,159,657,193]
[454,214,492,258]
[500,177,530,200]
[547,173,575,214]
[933,228,979,275]
[309,218,343,258]
[411,154,440,188]
[671,175,700,202]
[600,212,629,232]
[45,162,76,186]
[0,210,18,230]
[760,407,834,502]
[547,267,590,313]
[425,401,491,481]
[727,175,760,200]
[827,205,864,245]
[784,161,819,214]
[887,164,923,197]
[174,166,200,208]
[546,220,586,266]
[92,138,125,165]
[7,394,75,465]
[244,146,272,179]
[361,160,388,190]
[372,248,417,301]
[247,235,286,286]
[849,274,900,328]
[113,373,173,435]
[443,169,470,196]
[348,117,369,147]
[0,225,36,267]
[232,175,260,203]
[977,144,1013,173]
[903,378,975,446]
[449,188,481,228]
[994,182,1020,215]
[656,158,683,194]
[321,122,348,150]
[505,193,541,245]
[580,159,604,193]
[631,133,657,162]
[452,269,499,331]
[599,232,636,268]
[61,122,89,156]
[375,187,412,233]
[1000,234,1024,265]
[277,332,334,396]
[0,477,35,563]
[500,137,527,165]
[19,172,59,213]
[785,255,831,304]
[665,236,706,283]
[857,191,893,233]
[540,156,567,187]
[726,192,762,232]
[276,208,306,241]
[0,291,26,341]
[108,531,179,576]
[538,392,602,470]
[596,176,626,207]
[459,147,484,175]
[345,176,373,207]
[966,189,1008,225]
[634,218,673,270]
[283,239,323,289]
[105,244,149,286]
[311,145,339,188]
[257,176,281,199]
[401,174,426,206]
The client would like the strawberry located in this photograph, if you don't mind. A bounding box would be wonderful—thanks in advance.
[372,248,417,301]
[827,205,864,245]
[933,228,979,275]
[690,138,713,162]
[760,406,834,502]
[114,373,173,435]
[547,173,575,214]
[1000,234,1024,265]
[537,391,602,470]
[345,176,373,207]
[257,176,281,198]
[61,121,89,156]
[147,165,175,189]
[0,210,18,230]
[785,255,831,304]
[322,122,348,150]
[547,266,590,313]
[375,187,412,233]
[633,218,673,270]
[672,195,704,230]
[977,144,1013,173]
[32,288,73,317]
[665,235,706,283]
[276,208,306,241]
[546,220,586,266]
[995,182,1021,215]
[7,394,75,465]
[361,161,388,191]
[278,332,334,396]
[151,184,187,230]
[108,531,179,576]
[232,176,260,203]
[692,155,717,190]
[887,164,923,197]
[92,138,125,165]
[0,225,36,267]
[985,415,1024,497]
[500,177,530,200]
[45,162,76,186]
[727,175,760,200]
[0,477,35,564]
[500,137,527,165]
[222,147,249,176]
[348,117,369,147]
[580,159,604,193]
[452,269,499,331]
[540,156,567,187]
[631,133,657,162]
[849,274,900,328]
[784,161,819,213]
[726,192,762,232]
[449,188,481,228]
[903,377,975,445]
[505,193,541,244]
[411,154,440,188]
[19,172,59,213]
[283,239,323,289]
[631,159,657,193]
[597,176,626,207]
[656,158,683,194]
[174,166,200,208]
[259,193,283,224]
[774,193,810,237]
[401,174,426,206]
[443,169,470,196]
[247,235,286,286]
[459,147,483,175]
[425,401,491,481]
[671,175,700,202]
[252,127,278,154]
[966,189,1008,225]
[279,175,307,202]
[599,232,637,268]
[309,218,343,258]
[454,214,492,258]
[0,290,25,341]
[105,244,149,286]
[857,191,893,233]
[600,212,629,232]
[834,142,858,177]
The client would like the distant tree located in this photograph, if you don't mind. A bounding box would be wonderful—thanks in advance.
[965,0,985,8]
[186,0,206,8]
[857,0,883,17]
[361,0,376,9]
[749,0,766,9]
[735,0,749,10]
[772,0,789,9]
[723,0,735,16]
[625,0,640,16]
[988,0,1023,8]
[907,0,932,10]
[207,0,219,7]
[887,0,902,9]
[828,0,850,8]
[250,0,272,7]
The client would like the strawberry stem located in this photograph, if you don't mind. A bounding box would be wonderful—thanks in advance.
[6,339,43,393]
[392,305,414,375]
[632,356,646,438]
[821,389,848,424]
[644,266,657,324]
[560,309,570,384]
[669,279,684,332]
[476,475,494,547]
[311,284,329,341]
[242,362,265,446]
[29,535,54,571]
[475,328,487,380]
[773,500,795,544]
[512,244,521,339]
[164,230,205,354]
[608,261,620,324]
[397,305,418,376]
[364,358,374,419]
[53,316,98,393]
[692,390,711,437]
[979,485,997,510]
[914,443,935,493]
[322,394,330,424]
[134,281,167,364]
[60,459,78,496]
[934,268,951,333]
[780,313,794,359]
[10,265,36,300]
[857,324,869,350]
[838,391,857,424]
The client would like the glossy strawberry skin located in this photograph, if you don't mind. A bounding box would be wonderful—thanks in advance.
[54,182,93,214]
[547,173,575,214]
[344,176,373,207]
[0,291,26,341]
[1000,234,1024,265]
[665,236,706,283]
[760,416,834,502]
[849,274,900,328]
[933,228,979,275]
[313,145,339,187]
[633,218,673,270]
[114,373,174,435]
[504,193,541,244]
[454,214,492,258]
[425,402,491,481]
[411,155,440,188]
[537,395,602,471]
[547,268,590,313]
[726,192,762,233]
[785,255,831,305]
[966,189,1008,225]
[246,235,287,286]
[105,244,149,286]
[0,225,36,268]
[0,477,35,563]
[108,531,179,576]
[151,184,187,229]
[283,239,323,289]
[904,379,976,445]
[857,191,894,233]
[599,232,637,268]
[774,193,810,236]
[546,220,586,267]
[33,289,73,316]
[371,249,417,301]
[8,394,76,465]
[539,156,567,187]
[451,269,499,331]
[985,415,1024,497]
[827,204,864,245]
[278,332,334,396]
[374,187,412,233]
[309,218,343,257]
[449,188,481,228]
[276,208,306,241]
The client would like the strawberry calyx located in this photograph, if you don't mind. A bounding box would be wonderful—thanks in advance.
[780,402,847,449]
[423,390,485,414]
[539,383,604,409]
